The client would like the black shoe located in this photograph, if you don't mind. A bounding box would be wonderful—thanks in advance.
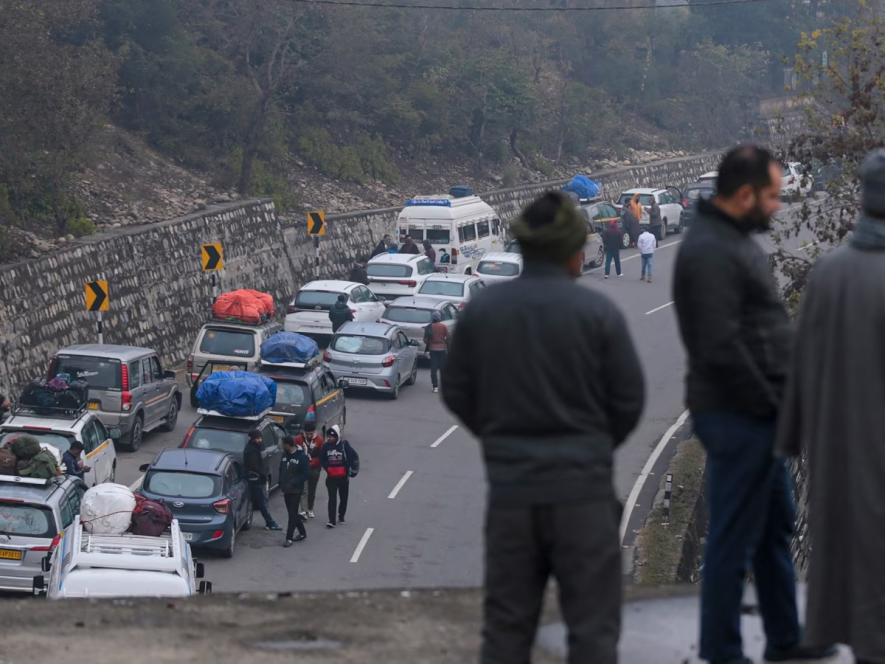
[283,539,293,548]
[293,534,306,542]
[338,516,345,524]
[764,643,838,662]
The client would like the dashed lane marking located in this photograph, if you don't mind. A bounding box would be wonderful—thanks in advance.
[388,471,413,499]
[645,301,674,315]
[350,527,375,563]
[431,425,459,448]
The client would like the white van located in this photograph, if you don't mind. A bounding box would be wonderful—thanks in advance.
[396,189,503,275]
[34,516,211,599]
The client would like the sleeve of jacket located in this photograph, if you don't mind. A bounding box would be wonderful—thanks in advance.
[343,441,356,472]
[297,454,312,483]
[441,306,478,434]
[320,447,329,470]
[601,304,645,446]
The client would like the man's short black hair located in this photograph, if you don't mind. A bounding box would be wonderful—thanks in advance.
[716,146,777,199]
[69,440,85,452]
[282,435,295,448]
[337,294,347,302]
[303,422,316,432]
[248,428,262,441]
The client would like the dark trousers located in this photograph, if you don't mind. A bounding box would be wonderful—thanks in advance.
[326,476,349,524]
[248,482,275,526]
[429,349,447,388]
[482,502,622,664]
[301,468,321,512]
[693,411,800,662]
[283,492,306,540]
[604,250,621,276]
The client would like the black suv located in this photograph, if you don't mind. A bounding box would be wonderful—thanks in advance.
[682,181,716,227]
[252,357,346,438]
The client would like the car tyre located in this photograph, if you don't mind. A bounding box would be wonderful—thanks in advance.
[621,231,631,249]
[592,245,604,269]
[221,524,236,559]
[241,501,254,532]
[160,397,179,432]
[388,376,401,400]
[655,222,668,242]
[673,215,684,234]
[109,462,116,484]
[405,360,418,386]
[124,415,143,452]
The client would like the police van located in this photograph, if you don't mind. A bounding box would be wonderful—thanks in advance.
[396,186,503,275]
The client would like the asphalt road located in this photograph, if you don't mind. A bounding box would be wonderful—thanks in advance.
[110,201,813,594]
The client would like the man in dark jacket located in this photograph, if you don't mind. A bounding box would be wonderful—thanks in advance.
[279,436,311,546]
[400,235,420,254]
[443,191,645,664]
[320,425,356,528]
[622,203,640,247]
[348,257,369,285]
[244,428,282,531]
[422,239,437,265]
[423,311,449,393]
[61,440,89,480]
[603,219,623,278]
[328,295,354,333]
[673,146,835,664]
[370,235,392,258]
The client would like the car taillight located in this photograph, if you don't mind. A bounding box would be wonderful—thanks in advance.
[122,392,132,412]
[789,177,795,184]
[187,358,193,370]
[287,304,296,314]
[32,534,61,552]
[350,309,357,315]
[398,280,417,288]
[306,405,316,422]
[121,364,129,391]
[323,350,331,362]
[213,499,230,515]
[382,355,396,368]
[459,302,467,310]
[182,426,195,447]
[683,198,689,207]
[47,358,57,380]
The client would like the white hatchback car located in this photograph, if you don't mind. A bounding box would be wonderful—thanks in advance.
[285,280,386,337]
[781,162,813,199]
[415,273,486,310]
[475,252,523,285]
[366,253,437,302]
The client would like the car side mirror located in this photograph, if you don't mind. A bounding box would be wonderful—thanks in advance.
[409,340,420,347]
[109,428,121,441]
[139,463,150,473]
[195,561,205,579]
[164,370,177,380]
[338,379,350,390]
[41,556,52,573]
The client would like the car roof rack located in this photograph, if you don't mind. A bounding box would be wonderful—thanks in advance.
[9,402,88,421]
[258,357,321,370]
[0,475,53,487]
[196,408,271,421]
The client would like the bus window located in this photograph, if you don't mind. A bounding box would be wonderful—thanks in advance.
[425,228,451,244]
[460,224,477,243]
[477,220,490,238]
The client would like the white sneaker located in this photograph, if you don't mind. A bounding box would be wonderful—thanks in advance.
[308,510,315,519]
[300,511,308,519]
[604,275,609,279]
[432,387,439,393]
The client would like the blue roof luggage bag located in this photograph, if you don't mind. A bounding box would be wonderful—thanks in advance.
[195,371,277,417]
[561,175,602,200]
[259,332,319,364]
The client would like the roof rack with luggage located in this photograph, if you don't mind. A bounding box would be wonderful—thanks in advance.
[196,408,271,421]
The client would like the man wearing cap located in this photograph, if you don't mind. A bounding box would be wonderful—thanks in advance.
[424,310,450,393]
[777,150,885,664]
[442,191,645,664]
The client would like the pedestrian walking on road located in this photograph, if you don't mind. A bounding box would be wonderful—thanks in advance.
[321,425,356,528]
[400,235,420,254]
[442,190,645,664]
[777,149,885,664]
[348,257,369,285]
[296,423,324,519]
[422,239,437,265]
[280,436,310,547]
[424,310,449,393]
[244,428,282,531]
[603,219,623,278]
[329,294,354,333]
[637,228,655,282]
[673,145,835,664]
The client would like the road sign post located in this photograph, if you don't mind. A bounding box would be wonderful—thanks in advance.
[201,243,223,304]
[308,211,325,281]
[85,281,109,344]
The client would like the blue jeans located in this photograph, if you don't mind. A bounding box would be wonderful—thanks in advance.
[249,482,275,526]
[640,254,653,278]
[692,411,800,662]
[604,250,621,276]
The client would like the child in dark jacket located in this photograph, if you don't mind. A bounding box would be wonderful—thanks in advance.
[279,436,311,546]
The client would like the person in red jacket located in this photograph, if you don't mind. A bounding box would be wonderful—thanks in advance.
[295,423,324,519]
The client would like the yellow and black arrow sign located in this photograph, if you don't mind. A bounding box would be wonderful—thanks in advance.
[85,281,109,312]
[201,243,223,271]
[308,211,326,236]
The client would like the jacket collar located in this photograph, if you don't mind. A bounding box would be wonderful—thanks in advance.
[697,198,748,235]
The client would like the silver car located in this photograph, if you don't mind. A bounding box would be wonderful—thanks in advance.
[380,296,459,346]
[0,475,87,593]
[415,273,486,311]
[323,322,420,400]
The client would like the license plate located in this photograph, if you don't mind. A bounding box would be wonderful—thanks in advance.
[182,532,193,541]
[345,378,368,386]
[87,402,99,410]
[0,549,22,560]
[212,365,231,373]
[269,415,285,424]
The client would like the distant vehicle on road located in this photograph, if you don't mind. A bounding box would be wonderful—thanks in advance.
[682,181,716,227]
[615,188,685,241]
[781,162,813,199]
[0,474,87,593]
[324,321,420,400]
[698,171,718,183]
[416,272,486,310]
[366,253,438,302]
[49,345,180,453]
[380,296,460,347]
[476,251,524,285]
[284,280,386,339]
[138,448,251,559]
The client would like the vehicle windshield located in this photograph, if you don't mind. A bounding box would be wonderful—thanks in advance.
[274,382,308,407]
[686,186,714,199]
[418,280,464,297]
[781,164,792,176]
[0,431,74,454]
[143,471,220,498]
[477,261,520,276]
[367,264,413,278]
[425,229,451,244]
[188,428,248,455]
[383,307,433,324]
[199,329,255,358]
[53,356,120,390]
[331,335,389,355]
[617,193,655,206]
[0,502,56,538]
[293,291,344,309]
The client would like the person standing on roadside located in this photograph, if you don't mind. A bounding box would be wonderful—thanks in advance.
[329,294,354,333]
[400,235,420,254]
[279,436,310,547]
[603,219,623,279]
[673,145,835,664]
[424,310,449,393]
[637,227,656,282]
[348,256,369,285]
[321,425,356,528]
[443,191,645,664]
[649,199,663,245]
[244,428,282,531]
[777,150,885,664]
[296,423,324,519]
[422,239,437,265]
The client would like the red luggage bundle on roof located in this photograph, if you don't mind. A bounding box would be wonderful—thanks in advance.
[212,289,274,324]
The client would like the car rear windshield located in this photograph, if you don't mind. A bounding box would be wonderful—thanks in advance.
[0,502,56,538]
[188,428,248,455]
[274,382,308,407]
[617,194,655,206]
[199,328,255,358]
[293,291,343,309]
[144,471,220,498]
[384,307,433,324]
[477,261,520,276]
[331,335,389,355]
[686,186,714,199]
[367,264,413,278]
[53,356,120,390]
[0,431,74,454]
[425,229,451,244]
[418,281,465,297]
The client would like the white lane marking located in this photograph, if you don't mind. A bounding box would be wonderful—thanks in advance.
[388,471,413,499]
[431,425,459,448]
[645,301,674,315]
[129,476,143,491]
[798,241,820,252]
[350,527,375,563]
[620,409,690,543]
[620,239,682,262]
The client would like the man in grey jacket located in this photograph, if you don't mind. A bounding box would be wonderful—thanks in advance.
[443,191,645,664]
